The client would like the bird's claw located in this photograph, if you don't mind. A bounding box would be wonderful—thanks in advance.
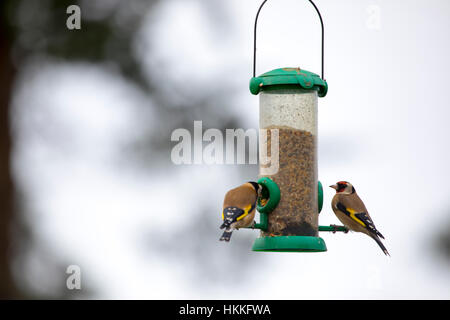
[330,224,349,233]
[330,224,339,234]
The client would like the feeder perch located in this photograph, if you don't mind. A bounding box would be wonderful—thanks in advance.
[248,0,343,252]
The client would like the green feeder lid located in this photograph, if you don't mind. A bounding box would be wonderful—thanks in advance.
[252,236,327,253]
[250,67,328,97]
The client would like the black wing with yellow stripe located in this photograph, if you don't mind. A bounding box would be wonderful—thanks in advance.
[336,202,384,239]
[220,203,255,229]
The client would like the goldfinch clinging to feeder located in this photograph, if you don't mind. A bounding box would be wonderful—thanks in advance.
[330,181,390,256]
[219,182,261,242]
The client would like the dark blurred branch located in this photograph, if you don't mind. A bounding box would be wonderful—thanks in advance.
[0,5,19,298]
[434,217,450,264]
[0,0,247,297]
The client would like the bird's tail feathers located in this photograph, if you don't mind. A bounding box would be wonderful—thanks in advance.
[375,230,385,240]
[220,220,232,230]
[220,230,233,242]
[372,235,390,256]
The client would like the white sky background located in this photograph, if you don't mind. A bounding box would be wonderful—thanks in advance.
[11,0,450,299]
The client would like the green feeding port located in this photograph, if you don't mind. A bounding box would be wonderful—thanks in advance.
[318,180,324,213]
[256,177,280,214]
[253,177,280,231]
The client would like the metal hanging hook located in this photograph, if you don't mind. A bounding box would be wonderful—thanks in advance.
[253,0,325,80]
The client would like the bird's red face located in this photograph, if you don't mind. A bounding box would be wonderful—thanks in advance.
[329,181,351,193]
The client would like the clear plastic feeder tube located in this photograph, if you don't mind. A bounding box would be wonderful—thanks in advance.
[259,87,318,237]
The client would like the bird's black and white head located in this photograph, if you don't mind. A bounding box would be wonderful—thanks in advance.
[329,181,355,194]
[248,181,262,197]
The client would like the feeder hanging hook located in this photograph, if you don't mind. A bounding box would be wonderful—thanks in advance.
[253,0,325,80]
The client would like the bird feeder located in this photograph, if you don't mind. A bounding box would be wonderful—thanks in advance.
[248,0,345,252]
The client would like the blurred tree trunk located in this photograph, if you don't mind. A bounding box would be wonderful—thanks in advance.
[0,16,18,299]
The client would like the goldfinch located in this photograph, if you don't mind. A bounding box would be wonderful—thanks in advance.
[219,182,261,242]
[330,181,390,256]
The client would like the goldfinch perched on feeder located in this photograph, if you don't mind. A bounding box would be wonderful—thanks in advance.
[219,182,261,242]
[330,181,390,256]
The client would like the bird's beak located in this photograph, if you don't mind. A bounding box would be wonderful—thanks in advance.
[329,184,338,190]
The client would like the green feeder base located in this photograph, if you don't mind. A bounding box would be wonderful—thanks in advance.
[252,236,327,253]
